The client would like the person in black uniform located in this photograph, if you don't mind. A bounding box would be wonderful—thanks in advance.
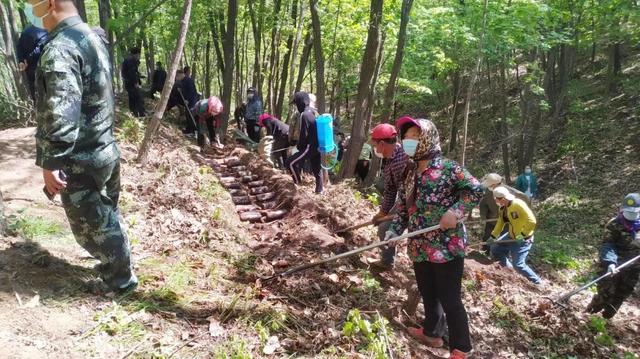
[148,62,167,98]
[285,92,323,194]
[17,24,48,102]
[121,47,145,117]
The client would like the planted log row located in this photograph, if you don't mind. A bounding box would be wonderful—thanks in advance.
[242,175,260,183]
[265,210,287,221]
[260,201,277,210]
[239,211,263,223]
[247,180,265,188]
[232,196,251,205]
[209,160,287,223]
[236,204,259,213]
[254,192,276,202]
[229,189,247,196]
[249,186,270,195]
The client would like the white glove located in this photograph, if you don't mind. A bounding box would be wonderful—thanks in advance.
[607,264,618,275]
[384,230,398,241]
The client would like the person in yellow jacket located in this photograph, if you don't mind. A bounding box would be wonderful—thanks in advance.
[490,186,542,284]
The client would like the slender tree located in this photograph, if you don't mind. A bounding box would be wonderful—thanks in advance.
[137,0,193,164]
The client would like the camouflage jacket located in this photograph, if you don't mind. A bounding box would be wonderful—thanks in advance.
[600,215,640,265]
[35,16,119,171]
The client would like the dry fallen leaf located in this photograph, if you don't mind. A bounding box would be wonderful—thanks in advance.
[263,335,280,355]
[24,294,40,308]
[328,273,339,283]
[208,316,224,337]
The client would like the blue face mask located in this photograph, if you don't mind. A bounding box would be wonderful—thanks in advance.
[525,169,532,174]
[24,1,49,29]
[402,139,419,157]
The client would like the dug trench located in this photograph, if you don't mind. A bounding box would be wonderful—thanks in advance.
[191,143,631,357]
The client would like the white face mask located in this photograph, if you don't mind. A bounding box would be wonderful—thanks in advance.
[373,147,384,159]
[623,210,640,221]
[24,1,49,29]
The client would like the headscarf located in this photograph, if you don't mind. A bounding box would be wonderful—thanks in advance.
[618,211,640,240]
[403,118,442,208]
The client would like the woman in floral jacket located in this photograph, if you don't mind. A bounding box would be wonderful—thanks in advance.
[388,117,483,359]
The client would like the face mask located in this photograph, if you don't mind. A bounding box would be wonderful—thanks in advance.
[247,93,254,100]
[24,1,49,29]
[373,147,383,159]
[623,210,640,221]
[525,169,532,174]
[402,139,419,157]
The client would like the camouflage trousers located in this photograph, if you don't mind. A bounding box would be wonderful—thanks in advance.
[60,160,137,291]
[592,253,640,318]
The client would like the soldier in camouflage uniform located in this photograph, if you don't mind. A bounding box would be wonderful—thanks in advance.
[587,193,640,318]
[31,0,137,293]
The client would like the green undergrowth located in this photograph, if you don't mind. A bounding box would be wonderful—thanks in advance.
[116,116,146,145]
[7,211,65,240]
[342,309,395,359]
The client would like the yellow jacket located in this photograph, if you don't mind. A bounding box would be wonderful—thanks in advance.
[491,198,536,239]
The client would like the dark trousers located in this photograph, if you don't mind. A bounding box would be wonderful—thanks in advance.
[355,160,370,182]
[414,258,472,353]
[197,116,216,147]
[593,253,640,318]
[184,108,197,133]
[286,146,323,193]
[271,142,288,169]
[245,120,261,143]
[61,161,137,290]
[126,86,145,117]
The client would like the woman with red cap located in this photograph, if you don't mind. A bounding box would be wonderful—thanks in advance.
[259,114,290,168]
[388,116,483,359]
[368,123,409,270]
[191,96,223,150]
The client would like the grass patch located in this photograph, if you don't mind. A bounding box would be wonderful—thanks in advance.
[232,253,257,276]
[7,213,64,240]
[342,309,393,359]
[116,116,146,145]
[198,177,226,201]
[212,335,253,359]
[490,297,528,331]
[87,302,146,339]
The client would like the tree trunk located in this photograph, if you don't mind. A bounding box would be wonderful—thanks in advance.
[287,0,306,119]
[98,0,117,87]
[309,0,326,113]
[266,0,283,113]
[607,42,622,94]
[295,32,313,93]
[137,0,193,164]
[447,71,462,154]
[205,36,211,97]
[76,0,88,22]
[248,0,262,90]
[362,30,387,188]
[379,0,414,124]
[0,1,28,101]
[275,0,298,119]
[460,0,488,166]
[220,0,238,142]
[339,0,383,179]
[499,61,511,183]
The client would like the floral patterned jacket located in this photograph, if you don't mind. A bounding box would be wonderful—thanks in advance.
[389,156,483,263]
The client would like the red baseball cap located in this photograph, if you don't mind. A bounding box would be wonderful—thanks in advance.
[258,113,272,127]
[370,123,397,141]
[395,116,421,133]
